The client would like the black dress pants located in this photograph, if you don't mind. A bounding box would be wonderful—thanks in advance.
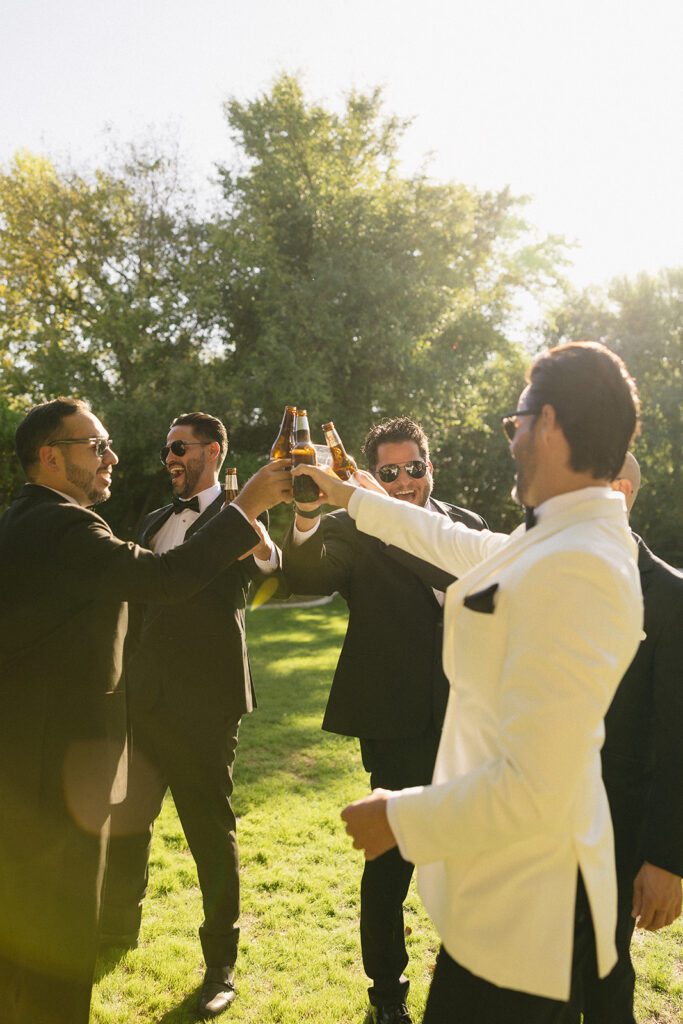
[423,874,598,1024]
[102,700,241,967]
[358,726,441,1006]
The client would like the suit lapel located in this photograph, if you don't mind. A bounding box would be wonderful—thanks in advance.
[380,499,457,594]
[141,505,174,547]
[445,494,632,620]
[184,493,223,539]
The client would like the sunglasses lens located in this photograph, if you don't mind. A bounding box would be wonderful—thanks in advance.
[405,461,427,479]
[377,465,399,483]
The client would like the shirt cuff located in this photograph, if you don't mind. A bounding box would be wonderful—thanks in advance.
[254,543,278,573]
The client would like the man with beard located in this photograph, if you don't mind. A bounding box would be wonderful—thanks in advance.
[282,417,486,1024]
[100,411,286,1019]
[295,343,644,1024]
[0,399,290,1024]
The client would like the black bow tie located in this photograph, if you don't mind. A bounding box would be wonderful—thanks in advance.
[524,506,537,530]
[171,494,200,515]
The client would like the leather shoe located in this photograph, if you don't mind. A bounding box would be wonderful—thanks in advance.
[198,966,236,1019]
[369,1003,413,1024]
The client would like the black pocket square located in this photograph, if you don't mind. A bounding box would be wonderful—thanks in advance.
[463,582,499,614]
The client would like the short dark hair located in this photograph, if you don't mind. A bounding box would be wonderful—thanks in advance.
[527,341,640,480]
[15,397,91,476]
[363,417,430,472]
[170,412,228,470]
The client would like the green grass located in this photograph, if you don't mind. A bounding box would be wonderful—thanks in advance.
[91,597,682,1023]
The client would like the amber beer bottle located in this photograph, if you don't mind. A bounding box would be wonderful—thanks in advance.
[270,405,297,460]
[224,467,238,504]
[291,410,319,503]
[322,422,357,480]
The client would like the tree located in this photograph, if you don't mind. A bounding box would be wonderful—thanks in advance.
[0,147,221,531]
[544,268,682,562]
[209,74,564,527]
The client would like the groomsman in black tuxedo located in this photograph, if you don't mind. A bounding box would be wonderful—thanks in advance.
[582,453,683,1023]
[0,399,290,1024]
[283,417,486,1024]
[101,411,286,1020]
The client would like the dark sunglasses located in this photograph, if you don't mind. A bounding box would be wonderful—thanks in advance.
[159,441,210,465]
[375,460,428,483]
[501,410,539,442]
[48,437,114,457]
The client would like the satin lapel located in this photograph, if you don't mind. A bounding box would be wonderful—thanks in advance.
[381,500,458,594]
[445,494,630,616]
[141,505,174,547]
[184,493,223,539]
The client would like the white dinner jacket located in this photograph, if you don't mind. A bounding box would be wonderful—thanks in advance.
[349,487,643,1001]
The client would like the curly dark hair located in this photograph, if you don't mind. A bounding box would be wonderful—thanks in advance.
[362,417,430,471]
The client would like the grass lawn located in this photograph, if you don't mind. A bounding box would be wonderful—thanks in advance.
[91,596,682,1023]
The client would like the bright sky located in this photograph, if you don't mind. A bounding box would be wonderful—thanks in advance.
[2,0,681,290]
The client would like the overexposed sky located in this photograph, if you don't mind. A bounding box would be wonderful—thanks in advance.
[2,0,681,289]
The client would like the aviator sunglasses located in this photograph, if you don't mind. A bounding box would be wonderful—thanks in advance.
[375,459,428,484]
[501,410,539,443]
[159,440,211,465]
[48,437,114,457]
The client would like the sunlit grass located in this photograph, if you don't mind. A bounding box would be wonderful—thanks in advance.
[91,596,682,1022]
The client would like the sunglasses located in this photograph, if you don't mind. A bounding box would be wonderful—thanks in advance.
[48,437,114,457]
[501,410,539,442]
[159,440,210,465]
[375,460,428,483]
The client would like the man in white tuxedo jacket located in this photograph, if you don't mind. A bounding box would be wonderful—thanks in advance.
[294,342,644,1023]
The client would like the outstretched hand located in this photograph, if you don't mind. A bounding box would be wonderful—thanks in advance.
[233,460,293,520]
[292,464,384,509]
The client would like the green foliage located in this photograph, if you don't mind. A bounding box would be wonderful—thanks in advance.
[0,146,224,532]
[204,73,565,527]
[0,394,25,509]
[544,268,683,562]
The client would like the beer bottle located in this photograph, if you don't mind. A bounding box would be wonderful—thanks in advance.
[270,405,297,460]
[291,409,319,503]
[322,421,357,481]
[224,467,238,504]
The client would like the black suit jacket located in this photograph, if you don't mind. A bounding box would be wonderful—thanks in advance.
[282,498,486,739]
[125,495,283,719]
[0,484,259,981]
[601,535,683,879]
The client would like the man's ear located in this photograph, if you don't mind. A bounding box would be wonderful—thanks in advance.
[38,444,61,474]
[611,477,633,504]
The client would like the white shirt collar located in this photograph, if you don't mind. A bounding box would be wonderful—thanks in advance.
[534,486,616,527]
[176,482,222,513]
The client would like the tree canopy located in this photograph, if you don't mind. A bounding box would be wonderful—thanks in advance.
[2,73,674,549]
[544,268,682,562]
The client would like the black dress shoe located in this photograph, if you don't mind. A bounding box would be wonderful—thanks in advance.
[198,966,236,1019]
[369,1003,413,1024]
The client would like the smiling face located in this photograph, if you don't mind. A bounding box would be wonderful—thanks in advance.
[54,411,118,507]
[374,440,433,507]
[164,425,218,499]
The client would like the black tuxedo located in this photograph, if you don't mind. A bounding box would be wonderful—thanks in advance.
[282,497,486,1007]
[0,484,259,1024]
[102,494,284,969]
[584,536,683,1022]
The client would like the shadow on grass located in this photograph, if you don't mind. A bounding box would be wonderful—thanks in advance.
[234,596,359,813]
